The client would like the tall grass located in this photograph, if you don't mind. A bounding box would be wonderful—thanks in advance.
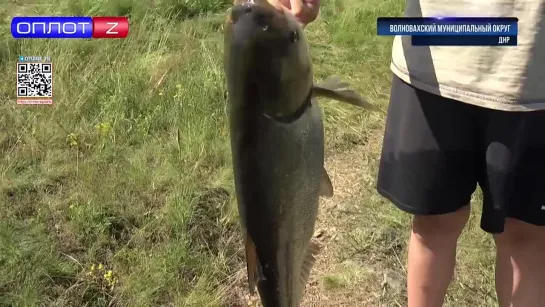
[1,1,238,306]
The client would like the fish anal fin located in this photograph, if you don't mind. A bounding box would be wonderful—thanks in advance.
[312,75,375,110]
[319,167,334,198]
[299,240,321,289]
[244,232,260,294]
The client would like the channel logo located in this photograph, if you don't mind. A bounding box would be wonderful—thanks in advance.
[11,16,129,39]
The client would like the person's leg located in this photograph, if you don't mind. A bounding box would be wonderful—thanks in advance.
[377,76,481,307]
[408,205,470,307]
[494,219,545,307]
[479,110,545,307]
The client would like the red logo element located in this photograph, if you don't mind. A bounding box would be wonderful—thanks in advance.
[92,17,129,38]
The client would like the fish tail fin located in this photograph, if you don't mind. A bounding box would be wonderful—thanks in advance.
[299,240,321,289]
[313,75,378,111]
[244,232,260,294]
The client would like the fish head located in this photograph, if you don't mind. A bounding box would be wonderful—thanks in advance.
[224,0,313,119]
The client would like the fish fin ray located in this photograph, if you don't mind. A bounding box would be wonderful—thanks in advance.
[313,75,375,110]
[244,232,260,294]
[299,241,320,289]
[319,167,334,198]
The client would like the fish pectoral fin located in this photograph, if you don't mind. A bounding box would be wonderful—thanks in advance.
[244,233,261,294]
[319,167,334,198]
[312,75,376,110]
[316,75,350,89]
[300,241,321,288]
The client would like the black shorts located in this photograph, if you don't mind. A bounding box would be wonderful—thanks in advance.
[377,75,545,233]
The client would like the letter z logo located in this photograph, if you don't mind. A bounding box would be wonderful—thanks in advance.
[92,17,129,38]
[106,22,118,34]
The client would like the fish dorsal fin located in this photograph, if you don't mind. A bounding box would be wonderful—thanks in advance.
[299,241,320,290]
[312,75,377,110]
[319,167,334,198]
[244,232,262,294]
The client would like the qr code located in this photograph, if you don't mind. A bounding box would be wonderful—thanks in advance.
[17,63,53,98]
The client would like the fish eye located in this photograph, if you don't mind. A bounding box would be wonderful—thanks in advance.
[289,30,298,43]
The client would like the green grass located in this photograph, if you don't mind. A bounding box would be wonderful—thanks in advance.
[0,0,497,306]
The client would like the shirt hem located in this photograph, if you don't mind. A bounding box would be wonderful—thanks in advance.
[390,62,545,112]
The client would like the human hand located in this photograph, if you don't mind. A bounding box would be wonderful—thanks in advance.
[269,0,321,26]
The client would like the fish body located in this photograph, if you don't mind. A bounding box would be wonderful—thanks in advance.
[230,96,324,307]
[223,2,370,306]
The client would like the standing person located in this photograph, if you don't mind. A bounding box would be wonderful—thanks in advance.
[273,0,545,306]
[376,1,545,307]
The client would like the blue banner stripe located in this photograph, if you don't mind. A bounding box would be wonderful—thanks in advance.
[378,17,518,23]
[11,16,93,39]
[376,17,518,36]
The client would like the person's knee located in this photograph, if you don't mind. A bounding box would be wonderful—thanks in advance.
[412,204,470,242]
[494,218,545,253]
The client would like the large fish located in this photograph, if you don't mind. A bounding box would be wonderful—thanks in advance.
[223,1,372,306]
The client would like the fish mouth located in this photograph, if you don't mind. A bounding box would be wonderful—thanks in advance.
[227,1,289,37]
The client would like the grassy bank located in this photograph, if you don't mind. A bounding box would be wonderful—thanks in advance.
[0,0,496,306]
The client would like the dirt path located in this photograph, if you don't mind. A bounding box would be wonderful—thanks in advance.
[225,143,408,307]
